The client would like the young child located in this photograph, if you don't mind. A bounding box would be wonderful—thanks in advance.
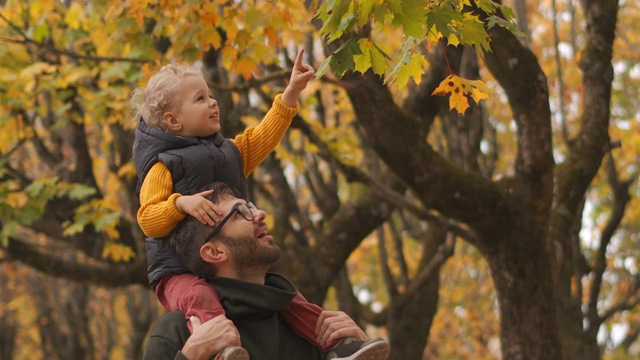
[131,49,386,360]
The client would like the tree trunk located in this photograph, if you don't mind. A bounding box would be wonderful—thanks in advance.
[387,224,448,360]
[488,233,562,359]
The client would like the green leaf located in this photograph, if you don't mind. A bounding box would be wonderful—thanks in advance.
[0,221,18,247]
[315,56,333,79]
[486,14,525,39]
[16,204,44,225]
[64,183,97,200]
[25,177,58,197]
[63,220,87,236]
[95,211,120,231]
[476,0,498,13]
[458,14,492,54]
[329,38,360,76]
[391,0,428,38]
[101,62,132,82]
[32,22,50,42]
[498,4,517,20]
[317,0,354,43]
[426,6,462,39]
[355,0,377,27]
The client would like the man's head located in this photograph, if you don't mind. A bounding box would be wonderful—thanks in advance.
[170,182,281,281]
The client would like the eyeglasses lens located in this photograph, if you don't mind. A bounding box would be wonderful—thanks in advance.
[238,202,255,220]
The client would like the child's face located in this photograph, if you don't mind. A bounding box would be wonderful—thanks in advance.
[165,74,221,137]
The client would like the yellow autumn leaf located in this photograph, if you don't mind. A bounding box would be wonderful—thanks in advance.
[264,25,279,46]
[432,74,490,114]
[118,161,136,179]
[450,88,470,114]
[448,33,461,47]
[64,2,85,30]
[466,78,491,104]
[5,191,28,208]
[102,241,136,262]
[221,46,239,69]
[235,57,259,80]
[200,2,219,24]
[20,62,57,78]
[29,0,55,19]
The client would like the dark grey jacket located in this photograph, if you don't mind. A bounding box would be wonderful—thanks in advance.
[208,273,324,359]
[141,274,323,360]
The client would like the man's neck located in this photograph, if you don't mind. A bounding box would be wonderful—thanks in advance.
[216,266,268,284]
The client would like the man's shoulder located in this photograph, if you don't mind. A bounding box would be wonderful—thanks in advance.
[142,312,189,360]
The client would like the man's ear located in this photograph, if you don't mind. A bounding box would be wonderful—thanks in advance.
[200,242,227,265]
[163,112,183,132]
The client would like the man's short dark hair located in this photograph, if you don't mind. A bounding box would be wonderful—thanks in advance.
[169,182,236,278]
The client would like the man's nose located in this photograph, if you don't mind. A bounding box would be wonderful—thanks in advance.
[252,208,266,223]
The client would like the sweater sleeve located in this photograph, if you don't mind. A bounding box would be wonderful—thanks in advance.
[232,94,298,177]
[137,162,186,237]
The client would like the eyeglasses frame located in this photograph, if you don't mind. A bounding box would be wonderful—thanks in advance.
[203,201,256,245]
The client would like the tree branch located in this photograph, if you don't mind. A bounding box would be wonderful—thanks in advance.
[586,153,635,329]
[394,235,456,310]
[5,235,147,287]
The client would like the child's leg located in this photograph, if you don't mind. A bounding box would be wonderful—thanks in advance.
[155,273,226,333]
[281,291,340,352]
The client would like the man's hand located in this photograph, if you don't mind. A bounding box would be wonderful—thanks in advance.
[180,316,241,360]
[315,310,368,347]
[175,189,221,226]
[281,48,316,107]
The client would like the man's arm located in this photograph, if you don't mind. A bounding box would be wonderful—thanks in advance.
[180,316,242,360]
[142,313,241,360]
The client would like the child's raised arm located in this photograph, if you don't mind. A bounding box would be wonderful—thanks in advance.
[281,49,315,107]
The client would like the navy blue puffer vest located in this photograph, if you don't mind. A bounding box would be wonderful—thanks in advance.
[133,118,248,287]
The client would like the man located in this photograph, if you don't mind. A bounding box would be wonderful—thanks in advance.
[143,182,390,360]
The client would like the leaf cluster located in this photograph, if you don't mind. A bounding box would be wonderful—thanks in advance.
[315,0,519,113]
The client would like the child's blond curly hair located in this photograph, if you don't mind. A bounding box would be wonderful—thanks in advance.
[130,64,203,131]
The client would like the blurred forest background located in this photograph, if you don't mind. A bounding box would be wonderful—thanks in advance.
[1,0,639,359]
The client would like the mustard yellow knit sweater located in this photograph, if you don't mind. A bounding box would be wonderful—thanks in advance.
[137,94,298,237]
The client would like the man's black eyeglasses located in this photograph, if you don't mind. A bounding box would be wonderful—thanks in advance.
[204,202,256,244]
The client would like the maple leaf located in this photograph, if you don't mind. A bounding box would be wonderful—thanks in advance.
[199,2,219,24]
[354,39,388,76]
[458,13,492,54]
[235,57,260,80]
[387,52,427,88]
[391,0,428,38]
[315,56,332,80]
[64,3,85,30]
[355,0,376,27]
[328,38,360,76]
[427,6,462,39]
[432,74,490,114]
[316,0,354,43]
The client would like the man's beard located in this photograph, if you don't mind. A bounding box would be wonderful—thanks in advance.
[220,234,281,270]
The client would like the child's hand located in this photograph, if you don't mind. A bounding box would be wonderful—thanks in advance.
[175,189,221,226]
[281,48,316,107]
